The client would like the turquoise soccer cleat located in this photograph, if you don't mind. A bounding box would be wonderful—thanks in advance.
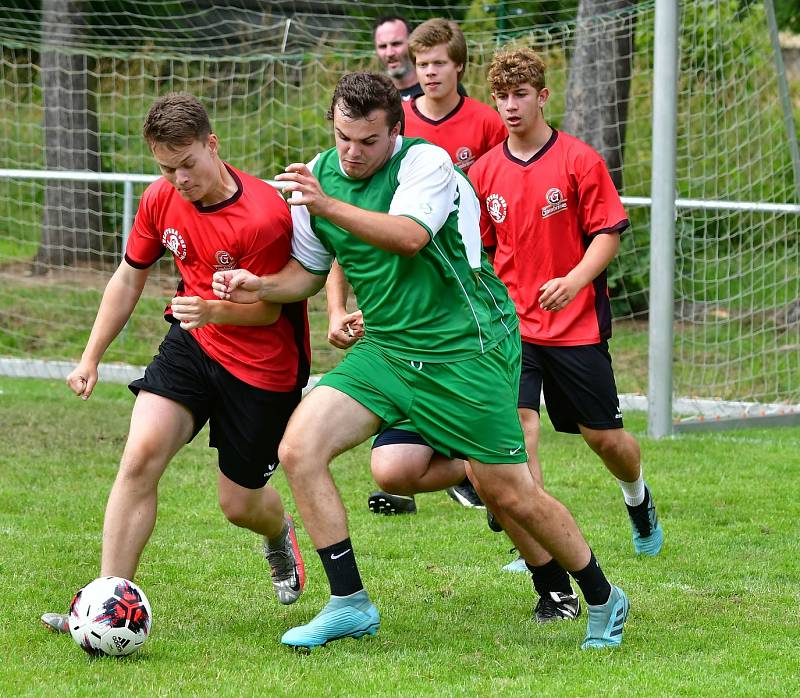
[281,595,380,649]
[628,486,664,556]
[581,585,630,649]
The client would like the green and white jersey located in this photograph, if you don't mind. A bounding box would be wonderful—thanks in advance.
[453,168,519,342]
[290,136,510,362]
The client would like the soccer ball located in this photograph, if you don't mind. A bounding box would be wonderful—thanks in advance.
[68,576,152,657]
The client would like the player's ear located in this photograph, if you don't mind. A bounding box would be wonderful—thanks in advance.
[207,133,219,155]
[389,121,402,139]
[537,88,550,108]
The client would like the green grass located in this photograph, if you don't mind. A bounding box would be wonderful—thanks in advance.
[2,376,799,696]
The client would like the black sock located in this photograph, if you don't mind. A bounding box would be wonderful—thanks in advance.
[626,486,651,515]
[526,558,574,597]
[569,551,612,606]
[317,538,364,597]
[460,476,471,487]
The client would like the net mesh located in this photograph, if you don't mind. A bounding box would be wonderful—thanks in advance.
[0,0,798,423]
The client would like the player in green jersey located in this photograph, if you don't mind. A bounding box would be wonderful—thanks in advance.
[213,72,629,651]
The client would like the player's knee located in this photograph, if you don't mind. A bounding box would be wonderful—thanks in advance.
[116,449,164,488]
[219,493,252,528]
[583,428,627,460]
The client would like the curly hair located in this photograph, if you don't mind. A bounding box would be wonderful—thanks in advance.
[487,48,546,94]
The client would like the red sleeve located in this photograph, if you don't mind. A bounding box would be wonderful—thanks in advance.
[124,184,165,268]
[237,188,293,276]
[468,164,497,248]
[577,159,629,236]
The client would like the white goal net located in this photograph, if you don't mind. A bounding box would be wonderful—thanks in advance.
[0,1,797,428]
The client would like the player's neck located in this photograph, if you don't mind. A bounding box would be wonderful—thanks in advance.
[199,161,238,207]
[393,72,418,90]
[416,91,460,121]
[507,121,553,161]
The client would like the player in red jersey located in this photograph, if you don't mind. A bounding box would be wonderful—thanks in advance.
[467,48,664,620]
[403,18,506,173]
[40,94,308,635]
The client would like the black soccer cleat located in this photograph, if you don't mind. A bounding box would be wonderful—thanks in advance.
[368,491,417,515]
[533,591,581,623]
[445,480,485,509]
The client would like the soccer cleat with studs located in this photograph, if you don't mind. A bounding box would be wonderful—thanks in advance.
[627,486,664,556]
[40,612,69,634]
[264,515,305,605]
[533,591,581,623]
[581,585,629,649]
[281,596,380,650]
[368,491,417,515]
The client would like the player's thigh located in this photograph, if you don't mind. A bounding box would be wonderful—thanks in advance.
[281,385,384,465]
[122,391,195,479]
[209,369,300,490]
[372,441,436,483]
[540,342,623,432]
[409,336,526,464]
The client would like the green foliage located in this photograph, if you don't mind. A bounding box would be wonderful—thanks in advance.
[2,376,800,695]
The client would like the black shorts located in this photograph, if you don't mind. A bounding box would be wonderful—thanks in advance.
[518,340,623,434]
[129,322,301,489]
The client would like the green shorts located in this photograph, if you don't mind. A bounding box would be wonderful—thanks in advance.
[318,334,526,464]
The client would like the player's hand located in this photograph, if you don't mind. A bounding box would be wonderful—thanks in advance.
[212,269,263,304]
[275,163,331,216]
[66,360,99,400]
[171,295,212,330]
[538,275,581,312]
[328,309,364,349]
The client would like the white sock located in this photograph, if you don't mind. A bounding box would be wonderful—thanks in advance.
[617,472,645,507]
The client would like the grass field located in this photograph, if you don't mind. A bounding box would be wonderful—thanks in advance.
[2,376,799,696]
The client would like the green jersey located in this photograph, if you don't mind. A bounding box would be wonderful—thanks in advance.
[290,136,512,362]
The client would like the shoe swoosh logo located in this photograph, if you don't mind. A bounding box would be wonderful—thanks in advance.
[330,548,352,560]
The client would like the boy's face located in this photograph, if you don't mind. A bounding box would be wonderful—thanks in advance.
[492,82,549,134]
[415,44,462,100]
[151,134,220,203]
[332,104,401,180]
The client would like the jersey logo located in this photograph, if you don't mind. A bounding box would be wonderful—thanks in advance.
[455,146,475,170]
[486,193,507,223]
[214,250,236,270]
[162,228,187,260]
[542,187,568,218]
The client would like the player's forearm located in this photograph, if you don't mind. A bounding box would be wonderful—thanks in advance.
[207,299,281,326]
[257,259,327,303]
[82,269,145,364]
[318,197,429,256]
[566,233,620,289]
[325,261,349,317]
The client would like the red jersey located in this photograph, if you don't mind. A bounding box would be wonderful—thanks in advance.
[402,96,506,172]
[469,129,629,346]
[125,164,310,391]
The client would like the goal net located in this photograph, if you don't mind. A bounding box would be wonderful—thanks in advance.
[0,1,797,428]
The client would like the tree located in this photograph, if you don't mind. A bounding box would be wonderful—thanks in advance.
[36,0,103,272]
[563,0,637,190]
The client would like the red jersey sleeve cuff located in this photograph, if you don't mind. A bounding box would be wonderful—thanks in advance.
[124,250,164,269]
[591,218,630,236]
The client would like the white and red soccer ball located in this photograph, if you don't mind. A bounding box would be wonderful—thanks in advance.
[68,576,152,657]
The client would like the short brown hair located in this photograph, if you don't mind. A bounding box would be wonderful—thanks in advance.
[408,18,467,79]
[326,72,403,131]
[488,48,546,93]
[142,93,212,149]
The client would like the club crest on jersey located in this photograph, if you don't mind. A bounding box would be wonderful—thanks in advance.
[486,193,507,223]
[214,250,236,270]
[162,228,187,260]
[455,146,475,171]
[542,187,568,218]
